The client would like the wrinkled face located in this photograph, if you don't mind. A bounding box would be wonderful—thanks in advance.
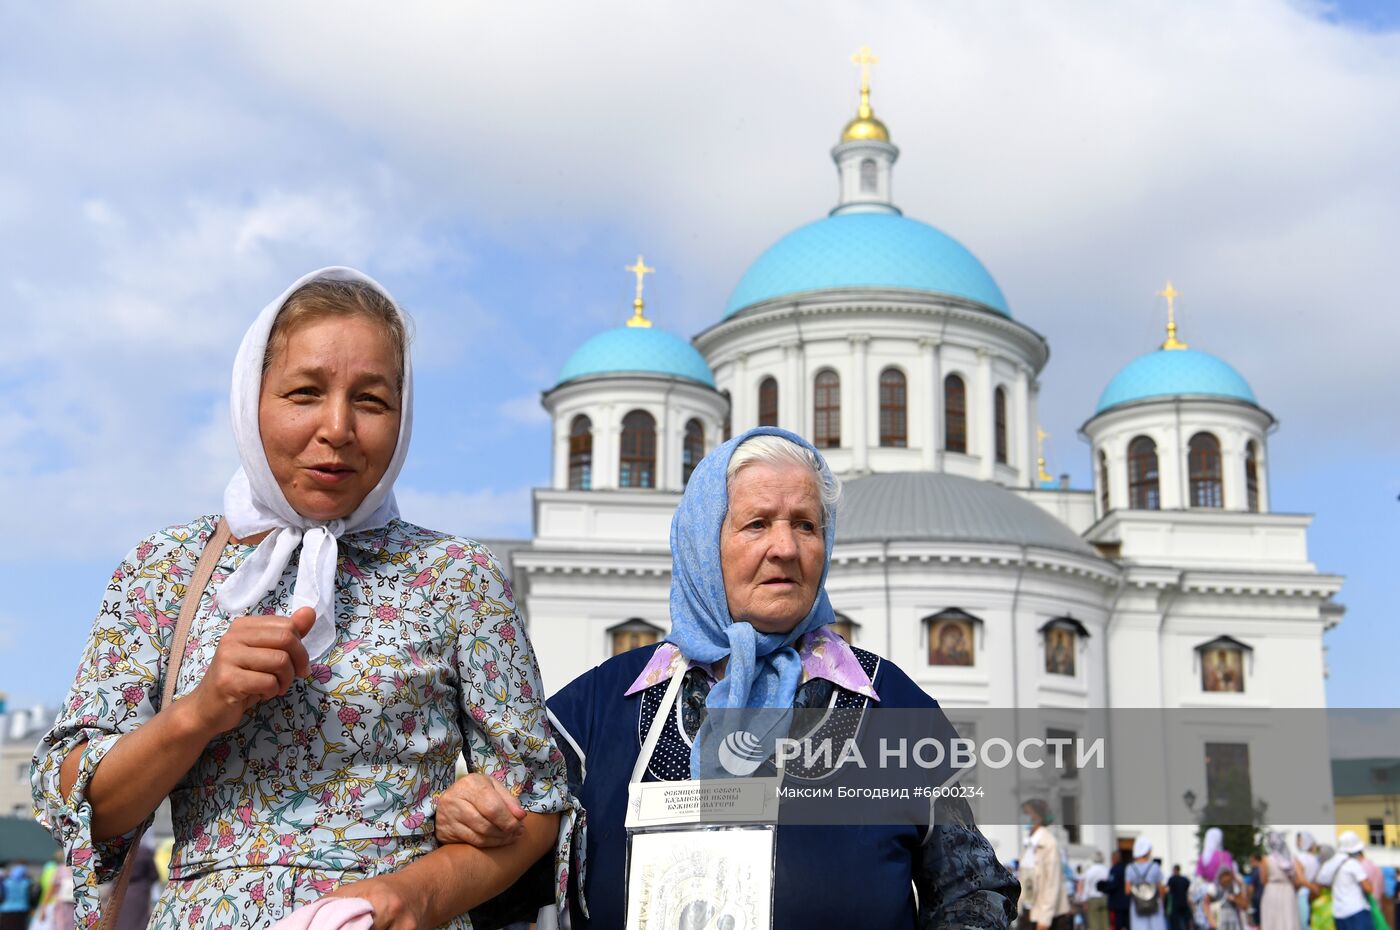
[719,462,826,635]
[258,315,402,522]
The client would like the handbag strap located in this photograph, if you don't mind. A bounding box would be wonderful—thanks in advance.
[100,518,231,930]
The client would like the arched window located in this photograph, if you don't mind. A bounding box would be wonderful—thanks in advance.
[813,370,841,448]
[682,418,704,485]
[721,389,732,442]
[1188,432,1223,508]
[879,367,907,447]
[567,414,592,490]
[1127,436,1160,510]
[1098,450,1110,515]
[859,158,878,193]
[944,374,967,454]
[994,386,1008,464]
[758,377,779,427]
[619,410,656,488]
[609,618,663,656]
[1245,441,1260,513]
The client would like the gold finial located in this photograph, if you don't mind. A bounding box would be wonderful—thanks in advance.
[1036,427,1053,484]
[625,255,655,328]
[851,46,879,118]
[1158,280,1188,350]
[841,46,890,142]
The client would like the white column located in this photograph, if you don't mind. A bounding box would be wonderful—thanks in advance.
[919,338,940,471]
[659,398,676,492]
[599,404,619,489]
[735,353,749,431]
[1027,378,1041,485]
[783,341,803,435]
[1159,426,1184,510]
[850,334,870,473]
[976,349,994,479]
[553,416,570,489]
[1014,366,1031,487]
[1223,430,1248,512]
[1108,441,1130,511]
[1257,435,1272,512]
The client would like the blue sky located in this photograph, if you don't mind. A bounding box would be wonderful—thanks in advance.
[1,1,1396,710]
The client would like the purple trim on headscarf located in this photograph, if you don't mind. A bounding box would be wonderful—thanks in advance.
[625,627,879,700]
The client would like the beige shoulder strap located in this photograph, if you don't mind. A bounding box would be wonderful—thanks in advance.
[101,518,230,930]
[161,519,231,709]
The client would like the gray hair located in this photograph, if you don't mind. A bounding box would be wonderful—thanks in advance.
[726,435,841,525]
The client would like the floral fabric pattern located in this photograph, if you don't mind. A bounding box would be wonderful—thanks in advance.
[32,515,576,930]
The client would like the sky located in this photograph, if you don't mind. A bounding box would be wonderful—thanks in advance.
[1,0,1396,711]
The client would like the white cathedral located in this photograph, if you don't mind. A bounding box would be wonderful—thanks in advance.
[496,62,1345,865]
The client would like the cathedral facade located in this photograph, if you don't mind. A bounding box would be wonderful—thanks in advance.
[501,69,1344,866]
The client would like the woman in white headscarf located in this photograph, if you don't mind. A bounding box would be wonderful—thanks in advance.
[1128,836,1168,930]
[1259,831,1303,930]
[33,268,576,930]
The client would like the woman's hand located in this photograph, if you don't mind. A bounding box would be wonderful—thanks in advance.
[183,607,316,737]
[326,874,424,930]
[436,772,526,847]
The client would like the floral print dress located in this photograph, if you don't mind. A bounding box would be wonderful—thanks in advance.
[32,516,577,930]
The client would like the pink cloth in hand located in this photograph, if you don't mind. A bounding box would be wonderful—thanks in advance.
[268,898,375,930]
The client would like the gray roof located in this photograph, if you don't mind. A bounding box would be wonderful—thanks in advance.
[835,472,1097,557]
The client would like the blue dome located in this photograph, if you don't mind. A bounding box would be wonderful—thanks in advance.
[557,325,715,387]
[724,212,1010,317]
[1095,348,1257,414]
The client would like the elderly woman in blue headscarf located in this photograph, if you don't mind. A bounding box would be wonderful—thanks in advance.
[435,428,1019,929]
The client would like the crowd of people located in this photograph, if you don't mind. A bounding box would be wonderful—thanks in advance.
[1013,822,1396,930]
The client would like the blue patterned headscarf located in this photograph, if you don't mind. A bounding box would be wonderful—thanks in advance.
[665,427,837,776]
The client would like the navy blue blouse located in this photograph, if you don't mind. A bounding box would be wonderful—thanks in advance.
[548,643,1019,929]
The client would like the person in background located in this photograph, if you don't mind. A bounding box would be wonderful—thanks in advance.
[0,866,32,930]
[1020,799,1073,930]
[1259,831,1302,930]
[1081,852,1111,930]
[1352,845,1383,928]
[1210,869,1252,930]
[1107,849,1133,930]
[1128,838,1168,930]
[1199,829,1238,884]
[114,836,159,930]
[1248,854,1265,927]
[1296,833,1320,929]
[1167,864,1192,930]
[1316,833,1373,930]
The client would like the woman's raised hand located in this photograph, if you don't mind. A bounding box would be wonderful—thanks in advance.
[184,607,316,736]
[435,772,527,847]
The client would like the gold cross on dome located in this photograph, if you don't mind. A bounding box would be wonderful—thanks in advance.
[851,46,879,94]
[1158,280,1188,350]
[1037,427,1053,484]
[850,46,879,115]
[625,255,655,328]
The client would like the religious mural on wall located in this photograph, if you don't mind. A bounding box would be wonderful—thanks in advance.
[1045,626,1076,677]
[1201,646,1245,692]
[928,617,975,667]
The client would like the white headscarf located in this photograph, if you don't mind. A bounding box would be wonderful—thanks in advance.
[1133,835,1153,859]
[217,267,414,659]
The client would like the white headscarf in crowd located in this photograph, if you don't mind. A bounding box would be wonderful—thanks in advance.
[217,267,414,659]
[1133,836,1153,859]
